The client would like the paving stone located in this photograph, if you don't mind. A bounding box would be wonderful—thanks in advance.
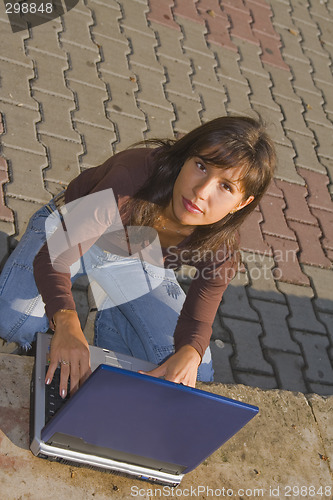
[133,65,173,112]
[147,0,180,31]
[60,5,96,49]
[308,382,333,396]
[194,85,228,122]
[174,0,204,24]
[151,23,186,63]
[278,281,327,334]
[238,209,272,254]
[273,143,305,185]
[211,310,232,343]
[6,198,44,239]
[159,58,193,98]
[294,331,333,384]
[223,317,274,374]
[265,64,298,102]
[242,70,280,112]
[0,19,31,65]
[301,88,330,127]
[190,50,220,90]
[62,43,104,90]
[1,103,45,156]
[265,178,284,198]
[3,148,49,202]
[33,91,80,144]
[28,17,64,57]
[260,194,297,241]
[110,114,147,152]
[167,93,202,135]
[306,121,333,160]
[294,19,325,56]
[310,207,333,256]
[286,130,327,174]
[247,0,279,39]
[39,135,82,185]
[275,179,318,225]
[123,28,162,72]
[234,371,278,390]
[137,102,174,139]
[0,157,13,222]
[251,298,300,352]
[224,4,258,45]
[277,96,314,137]
[258,32,290,70]
[0,60,37,108]
[273,25,309,63]
[73,122,116,170]
[197,2,236,51]
[90,0,126,41]
[298,167,333,212]
[269,0,294,29]
[219,271,259,321]
[216,78,251,116]
[263,234,309,285]
[104,74,143,119]
[317,311,333,349]
[214,46,245,83]
[28,50,72,100]
[286,56,320,95]
[306,51,333,87]
[179,17,212,56]
[69,81,113,130]
[288,220,332,268]
[210,340,236,384]
[242,251,286,302]
[315,81,333,117]
[303,264,333,313]
[267,349,307,392]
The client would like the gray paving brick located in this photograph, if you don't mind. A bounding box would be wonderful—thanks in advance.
[242,70,280,112]
[159,57,197,98]
[273,25,308,63]
[28,50,72,100]
[303,265,333,313]
[0,19,31,65]
[267,349,307,393]
[194,85,227,122]
[111,114,146,151]
[294,19,325,56]
[317,312,333,359]
[133,65,173,111]
[167,93,201,135]
[90,0,126,42]
[286,57,320,95]
[276,95,314,137]
[306,121,333,160]
[137,103,174,139]
[265,65,298,102]
[278,282,327,334]
[68,80,112,130]
[273,143,305,185]
[34,91,80,144]
[120,0,150,33]
[216,78,251,116]
[314,81,333,116]
[39,135,82,186]
[62,43,104,89]
[28,17,64,57]
[242,252,286,303]
[61,6,96,50]
[1,104,45,156]
[223,317,274,374]
[287,130,326,174]
[308,382,333,396]
[234,372,278,390]
[251,299,301,353]
[290,0,314,25]
[214,46,246,85]
[211,312,232,343]
[124,29,162,73]
[3,148,49,202]
[308,52,333,89]
[149,23,184,62]
[235,38,268,78]
[210,340,236,384]
[6,198,45,239]
[94,36,131,78]
[178,18,211,57]
[219,271,259,321]
[269,0,293,29]
[104,74,143,119]
[72,122,115,170]
[0,60,37,108]
[294,330,333,384]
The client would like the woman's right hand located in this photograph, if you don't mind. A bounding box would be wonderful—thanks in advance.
[45,310,91,398]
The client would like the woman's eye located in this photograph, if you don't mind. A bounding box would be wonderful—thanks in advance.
[221,182,232,192]
[196,162,206,172]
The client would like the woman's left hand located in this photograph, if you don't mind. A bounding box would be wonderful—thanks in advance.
[139,345,201,388]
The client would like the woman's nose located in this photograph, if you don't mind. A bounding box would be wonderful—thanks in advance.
[193,180,213,200]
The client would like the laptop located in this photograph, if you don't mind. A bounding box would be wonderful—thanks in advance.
[30,332,258,486]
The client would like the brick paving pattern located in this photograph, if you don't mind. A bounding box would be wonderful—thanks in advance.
[0,0,332,395]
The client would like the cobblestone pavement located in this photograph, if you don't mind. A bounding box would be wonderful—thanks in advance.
[0,0,332,395]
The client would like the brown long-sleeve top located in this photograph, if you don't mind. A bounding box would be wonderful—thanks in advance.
[33,147,237,358]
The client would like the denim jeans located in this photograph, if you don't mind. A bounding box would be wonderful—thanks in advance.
[0,200,214,381]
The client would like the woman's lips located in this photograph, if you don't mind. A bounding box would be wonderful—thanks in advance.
[182,197,203,214]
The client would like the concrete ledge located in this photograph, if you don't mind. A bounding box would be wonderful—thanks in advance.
[0,353,332,499]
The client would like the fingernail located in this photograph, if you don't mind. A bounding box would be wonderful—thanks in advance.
[45,378,51,385]
[61,389,66,399]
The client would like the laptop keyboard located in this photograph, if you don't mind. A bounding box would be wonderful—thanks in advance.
[45,367,70,424]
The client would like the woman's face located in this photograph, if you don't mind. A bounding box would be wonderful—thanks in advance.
[166,155,254,226]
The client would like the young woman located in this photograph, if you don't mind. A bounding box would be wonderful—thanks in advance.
[0,116,276,397]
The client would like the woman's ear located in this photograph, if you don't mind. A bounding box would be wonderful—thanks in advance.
[234,195,255,212]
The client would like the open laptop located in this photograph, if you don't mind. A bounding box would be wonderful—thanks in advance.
[30,332,258,486]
